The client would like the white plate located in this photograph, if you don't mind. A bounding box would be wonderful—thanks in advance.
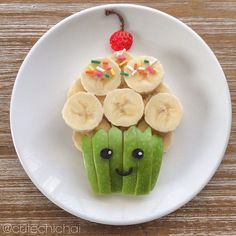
[10,4,231,225]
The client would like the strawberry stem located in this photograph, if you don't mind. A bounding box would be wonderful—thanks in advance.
[105,9,125,31]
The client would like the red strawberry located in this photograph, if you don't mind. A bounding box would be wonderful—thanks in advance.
[110,30,133,51]
[105,9,133,51]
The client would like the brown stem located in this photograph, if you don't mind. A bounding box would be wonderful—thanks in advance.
[105,9,125,31]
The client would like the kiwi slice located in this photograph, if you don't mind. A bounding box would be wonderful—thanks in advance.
[122,126,137,195]
[108,127,123,192]
[135,128,153,195]
[81,135,99,193]
[150,135,163,190]
[92,129,111,194]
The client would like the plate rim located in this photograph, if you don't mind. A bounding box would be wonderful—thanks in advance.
[10,3,232,225]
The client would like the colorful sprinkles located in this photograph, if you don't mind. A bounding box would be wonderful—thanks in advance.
[86,57,158,80]
[86,59,116,79]
[129,58,158,77]
[114,49,128,67]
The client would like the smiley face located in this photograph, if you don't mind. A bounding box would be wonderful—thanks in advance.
[100,147,144,176]
[99,147,134,176]
[81,126,163,195]
[115,148,144,176]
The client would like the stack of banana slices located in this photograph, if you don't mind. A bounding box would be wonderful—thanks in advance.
[62,50,183,153]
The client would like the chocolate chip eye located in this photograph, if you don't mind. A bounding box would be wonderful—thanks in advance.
[132,148,144,159]
[100,148,113,159]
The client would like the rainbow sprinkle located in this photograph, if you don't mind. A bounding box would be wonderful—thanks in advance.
[120,72,129,76]
[138,66,146,71]
[147,66,155,74]
[119,60,128,67]
[139,70,148,76]
[110,68,115,76]
[91,60,101,64]
[127,65,134,71]
[117,55,126,61]
[150,59,157,66]
[95,71,103,77]
[114,48,126,57]
[96,66,105,73]
[85,70,94,75]
[121,48,126,54]
[102,60,109,65]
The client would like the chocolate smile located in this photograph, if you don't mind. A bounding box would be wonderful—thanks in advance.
[115,167,133,176]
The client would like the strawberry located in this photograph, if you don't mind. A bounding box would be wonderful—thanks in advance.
[110,30,133,51]
[105,9,133,51]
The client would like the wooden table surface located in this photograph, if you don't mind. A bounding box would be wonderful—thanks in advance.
[0,0,235,235]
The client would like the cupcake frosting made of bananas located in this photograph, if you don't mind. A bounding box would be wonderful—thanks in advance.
[62,9,183,195]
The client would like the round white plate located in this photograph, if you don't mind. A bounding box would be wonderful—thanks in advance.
[10,4,231,225]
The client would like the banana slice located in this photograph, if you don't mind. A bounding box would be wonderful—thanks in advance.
[103,88,144,127]
[62,92,103,132]
[72,118,111,151]
[145,93,183,132]
[143,82,171,104]
[110,50,134,69]
[67,78,106,104]
[137,119,172,152]
[81,58,121,96]
[123,56,164,93]
[67,79,86,98]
